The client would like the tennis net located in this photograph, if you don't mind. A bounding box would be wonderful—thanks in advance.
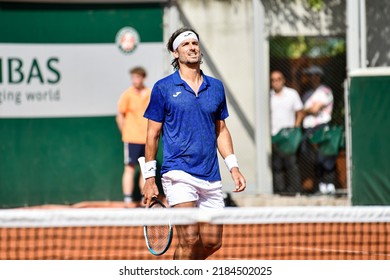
[1,206,390,260]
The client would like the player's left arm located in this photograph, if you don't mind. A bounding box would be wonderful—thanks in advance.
[216,119,246,192]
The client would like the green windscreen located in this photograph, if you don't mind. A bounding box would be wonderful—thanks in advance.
[0,3,163,43]
[350,74,390,205]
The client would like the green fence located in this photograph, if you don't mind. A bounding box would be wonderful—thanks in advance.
[0,117,123,207]
[349,68,390,205]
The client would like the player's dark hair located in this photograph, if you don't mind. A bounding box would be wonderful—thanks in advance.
[167,27,200,70]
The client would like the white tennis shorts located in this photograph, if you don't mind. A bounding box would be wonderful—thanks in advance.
[161,170,225,209]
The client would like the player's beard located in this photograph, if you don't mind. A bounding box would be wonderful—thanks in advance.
[179,51,202,66]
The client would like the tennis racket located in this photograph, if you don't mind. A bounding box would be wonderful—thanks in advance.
[138,157,173,256]
[143,197,173,256]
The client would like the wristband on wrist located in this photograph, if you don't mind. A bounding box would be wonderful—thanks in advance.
[144,160,157,179]
[224,154,239,172]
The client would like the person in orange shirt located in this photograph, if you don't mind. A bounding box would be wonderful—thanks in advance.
[116,66,151,207]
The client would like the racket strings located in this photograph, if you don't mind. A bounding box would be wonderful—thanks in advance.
[144,200,173,255]
[146,224,171,252]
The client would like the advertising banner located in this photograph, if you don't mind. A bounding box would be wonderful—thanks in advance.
[0,3,164,207]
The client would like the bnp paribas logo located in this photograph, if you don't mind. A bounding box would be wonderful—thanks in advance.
[115,27,140,54]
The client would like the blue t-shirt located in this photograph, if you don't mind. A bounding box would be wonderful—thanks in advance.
[144,70,229,181]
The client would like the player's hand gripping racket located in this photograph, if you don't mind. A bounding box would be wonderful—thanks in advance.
[138,157,173,256]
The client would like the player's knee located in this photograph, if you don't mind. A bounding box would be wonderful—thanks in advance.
[204,238,222,253]
[185,235,199,248]
[124,165,135,173]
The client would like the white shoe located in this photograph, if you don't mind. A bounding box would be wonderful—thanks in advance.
[327,183,336,194]
[319,183,328,194]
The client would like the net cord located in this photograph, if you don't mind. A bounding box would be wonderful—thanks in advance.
[2,206,390,228]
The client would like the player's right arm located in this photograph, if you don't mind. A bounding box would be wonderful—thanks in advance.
[143,119,163,206]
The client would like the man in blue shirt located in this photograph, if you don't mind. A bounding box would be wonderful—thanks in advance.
[142,27,246,260]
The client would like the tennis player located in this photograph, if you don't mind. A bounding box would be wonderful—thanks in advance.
[142,27,246,260]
